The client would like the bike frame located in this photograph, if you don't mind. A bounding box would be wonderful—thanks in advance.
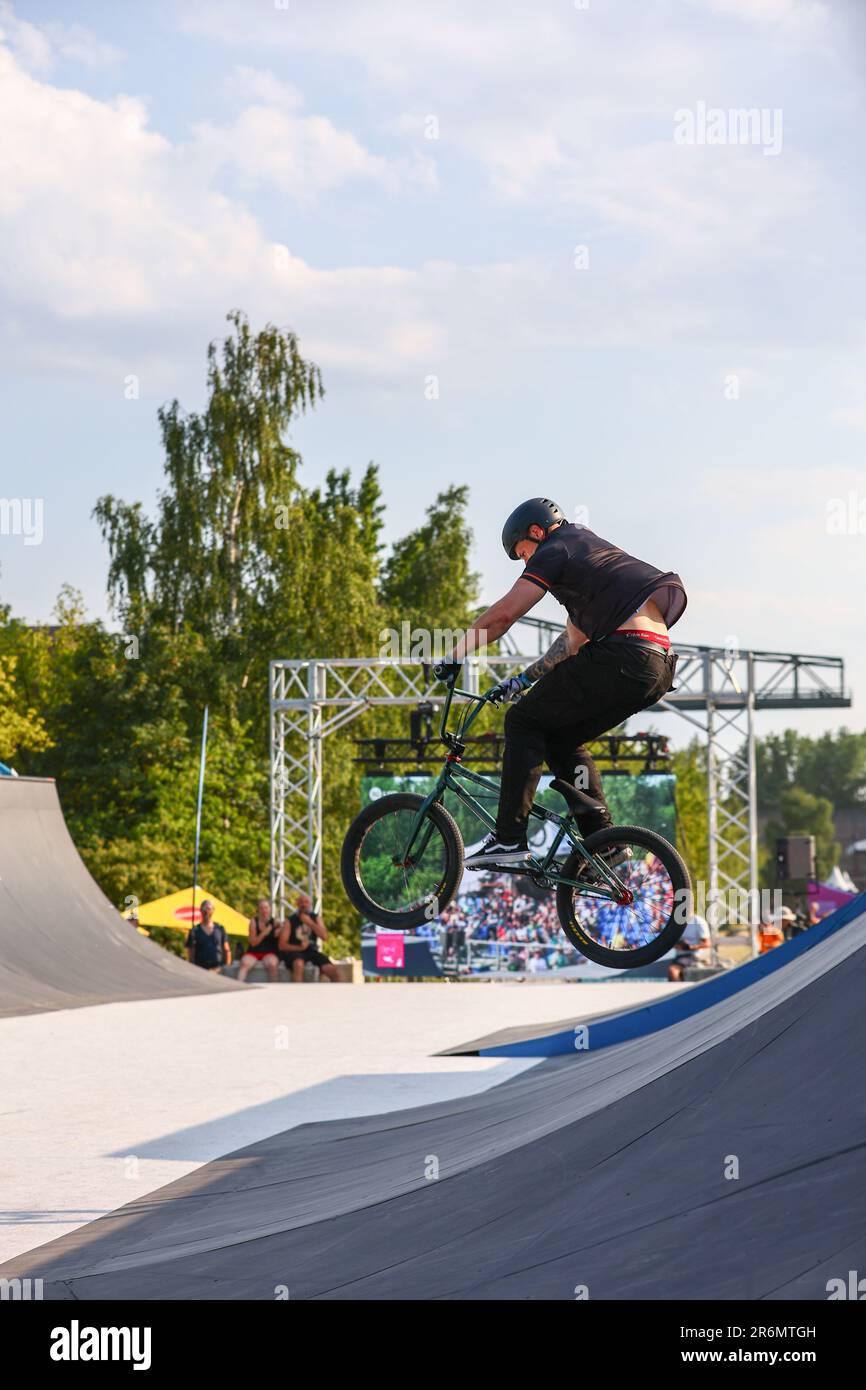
[401,682,629,901]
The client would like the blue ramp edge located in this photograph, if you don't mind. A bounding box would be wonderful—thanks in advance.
[480,891,866,1058]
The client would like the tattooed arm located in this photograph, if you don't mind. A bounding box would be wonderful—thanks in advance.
[523,619,587,682]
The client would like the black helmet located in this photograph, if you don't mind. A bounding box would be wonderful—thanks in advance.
[501,497,565,560]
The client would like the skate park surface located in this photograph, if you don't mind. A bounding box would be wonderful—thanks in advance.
[2,773,865,1298]
[0,980,680,1266]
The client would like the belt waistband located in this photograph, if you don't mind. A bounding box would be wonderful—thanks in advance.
[605,628,671,650]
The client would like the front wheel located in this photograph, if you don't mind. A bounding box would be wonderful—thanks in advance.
[341,793,464,930]
[556,825,690,969]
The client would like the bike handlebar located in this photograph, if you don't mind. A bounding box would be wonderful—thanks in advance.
[436,679,496,745]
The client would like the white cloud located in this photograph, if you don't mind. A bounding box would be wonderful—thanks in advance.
[178,0,574,89]
[193,89,436,204]
[0,30,721,387]
[173,0,830,297]
[225,66,303,109]
[0,0,120,73]
[194,106,392,201]
[0,1,51,71]
[0,1,859,401]
[43,20,122,69]
[0,40,441,377]
[698,0,828,35]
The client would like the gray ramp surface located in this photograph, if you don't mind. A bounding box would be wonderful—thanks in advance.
[5,904,865,1299]
[0,776,236,1016]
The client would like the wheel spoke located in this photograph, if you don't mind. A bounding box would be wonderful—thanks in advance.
[357,806,450,916]
[569,839,679,955]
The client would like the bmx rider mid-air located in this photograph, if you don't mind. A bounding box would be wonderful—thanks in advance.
[433,497,687,867]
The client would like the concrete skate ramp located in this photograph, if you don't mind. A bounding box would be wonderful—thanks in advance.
[0,777,236,1016]
[6,897,865,1299]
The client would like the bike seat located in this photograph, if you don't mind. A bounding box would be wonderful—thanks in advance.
[550,778,606,815]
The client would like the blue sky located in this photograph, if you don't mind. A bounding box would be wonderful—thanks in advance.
[1,0,864,736]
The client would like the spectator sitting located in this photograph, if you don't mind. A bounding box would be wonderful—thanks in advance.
[279,895,341,982]
[668,911,712,981]
[507,946,526,972]
[527,947,549,973]
[238,899,281,982]
[186,898,231,973]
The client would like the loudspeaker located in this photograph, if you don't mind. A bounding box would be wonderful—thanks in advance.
[775,835,815,882]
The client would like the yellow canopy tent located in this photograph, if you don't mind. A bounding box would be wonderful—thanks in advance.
[124,886,251,938]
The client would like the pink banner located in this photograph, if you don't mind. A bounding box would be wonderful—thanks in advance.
[376,933,405,969]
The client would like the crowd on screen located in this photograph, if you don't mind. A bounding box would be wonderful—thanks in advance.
[421,885,583,973]
[423,853,682,973]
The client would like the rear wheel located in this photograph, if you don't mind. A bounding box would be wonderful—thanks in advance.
[341,792,464,930]
[556,825,690,969]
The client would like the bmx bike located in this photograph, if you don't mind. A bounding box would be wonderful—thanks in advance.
[340,677,690,968]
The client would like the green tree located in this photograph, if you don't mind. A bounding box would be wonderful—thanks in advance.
[0,654,52,762]
[380,485,479,639]
[94,313,386,723]
[80,712,269,917]
[88,313,391,937]
[96,310,323,637]
[671,740,709,892]
[2,316,488,952]
[756,729,866,811]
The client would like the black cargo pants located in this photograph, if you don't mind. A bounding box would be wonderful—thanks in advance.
[496,637,678,842]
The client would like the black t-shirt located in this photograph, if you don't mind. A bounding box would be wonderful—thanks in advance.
[286,911,314,949]
[186,922,227,968]
[521,523,687,641]
[250,916,279,954]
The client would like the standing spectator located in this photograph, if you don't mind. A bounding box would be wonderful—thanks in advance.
[238,899,281,982]
[186,899,231,973]
[668,911,712,981]
[279,894,341,982]
[440,907,466,971]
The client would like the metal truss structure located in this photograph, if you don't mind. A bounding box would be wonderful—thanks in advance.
[353,728,670,774]
[270,621,849,956]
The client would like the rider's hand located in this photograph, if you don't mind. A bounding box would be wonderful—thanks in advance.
[432,659,462,686]
[488,672,533,704]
